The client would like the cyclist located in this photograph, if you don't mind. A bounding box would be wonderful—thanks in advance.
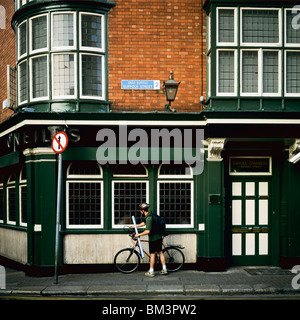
[132,202,168,277]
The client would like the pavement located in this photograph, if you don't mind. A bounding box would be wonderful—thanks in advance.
[0,266,300,299]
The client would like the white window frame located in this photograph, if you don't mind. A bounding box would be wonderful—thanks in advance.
[240,7,282,47]
[0,184,3,224]
[157,180,194,229]
[30,54,49,102]
[112,180,149,229]
[285,50,300,97]
[19,167,27,227]
[66,180,104,229]
[217,49,237,96]
[52,53,77,100]
[240,49,281,97]
[18,59,28,105]
[6,176,16,226]
[284,9,300,48]
[79,12,105,53]
[79,53,106,100]
[19,185,27,227]
[18,20,27,59]
[229,156,272,176]
[51,11,76,51]
[217,7,237,46]
[29,13,49,55]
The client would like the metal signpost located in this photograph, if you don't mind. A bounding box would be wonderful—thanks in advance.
[52,132,68,284]
[131,216,145,259]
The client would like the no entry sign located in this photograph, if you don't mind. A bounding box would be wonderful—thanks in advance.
[52,132,68,154]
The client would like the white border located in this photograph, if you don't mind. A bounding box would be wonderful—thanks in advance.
[29,13,49,55]
[285,50,300,97]
[240,7,282,47]
[52,53,77,99]
[229,156,272,176]
[79,53,105,100]
[19,184,27,227]
[66,180,104,229]
[79,12,105,53]
[0,185,3,224]
[111,180,149,229]
[18,20,27,59]
[18,59,28,105]
[157,180,194,228]
[7,185,16,226]
[30,54,49,102]
[217,7,237,46]
[240,49,281,97]
[51,12,76,51]
[284,9,300,48]
[217,49,237,96]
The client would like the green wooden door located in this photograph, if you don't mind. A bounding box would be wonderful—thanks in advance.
[230,179,272,265]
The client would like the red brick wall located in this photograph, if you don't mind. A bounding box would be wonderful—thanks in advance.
[108,0,207,112]
[0,0,15,122]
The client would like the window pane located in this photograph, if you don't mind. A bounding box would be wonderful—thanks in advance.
[20,185,27,224]
[159,163,191,176]
[81,54,103,97]
[32,15,47,51]
[218,51,235,93]
[242,51,258,93]
[19,22,26,56]
[32,56,47,98]
[68,182,102,226]
[286,52,300,94]
[159,182,192,225]
[53,54,75,97]
[53,13,74,47]
[242,10,279,43]
[0,189,3,221]
[113,164,147,176]
[81,14,102,49]
[68,161,101,176]
[218,9,235,43]
[114,182,147,225]
[19,61,27,102]
[8,187,16,223]
[286,10,300,44]
[263,51,279,94]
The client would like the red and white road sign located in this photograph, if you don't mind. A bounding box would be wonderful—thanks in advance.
[52,132,68,154]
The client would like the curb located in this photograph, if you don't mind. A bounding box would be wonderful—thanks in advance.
[1,284,299,297]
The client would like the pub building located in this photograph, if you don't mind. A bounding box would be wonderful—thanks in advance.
[0,0,299,276]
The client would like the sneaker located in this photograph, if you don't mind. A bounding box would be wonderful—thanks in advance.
[145,271,155,277]
[160,269,168,275]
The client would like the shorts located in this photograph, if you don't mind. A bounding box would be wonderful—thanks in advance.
[149,238,163,254]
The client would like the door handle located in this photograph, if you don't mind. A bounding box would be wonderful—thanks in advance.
[248,227,253,232]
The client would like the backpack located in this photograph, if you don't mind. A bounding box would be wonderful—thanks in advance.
[150,213,166,235]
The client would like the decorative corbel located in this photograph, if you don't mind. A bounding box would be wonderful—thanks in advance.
[205,138,226,162]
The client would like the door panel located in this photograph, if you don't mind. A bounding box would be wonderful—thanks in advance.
[230,179,271,265]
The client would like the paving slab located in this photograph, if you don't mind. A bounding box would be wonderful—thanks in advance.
[220,284,254,295]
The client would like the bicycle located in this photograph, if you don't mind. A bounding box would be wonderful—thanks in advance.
[114,226,185,274]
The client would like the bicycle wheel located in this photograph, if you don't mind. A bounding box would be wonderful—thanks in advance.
[114,248,140,273]
[163,247,185,272]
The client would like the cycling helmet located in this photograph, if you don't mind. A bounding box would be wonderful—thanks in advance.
[138,203,150,211]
